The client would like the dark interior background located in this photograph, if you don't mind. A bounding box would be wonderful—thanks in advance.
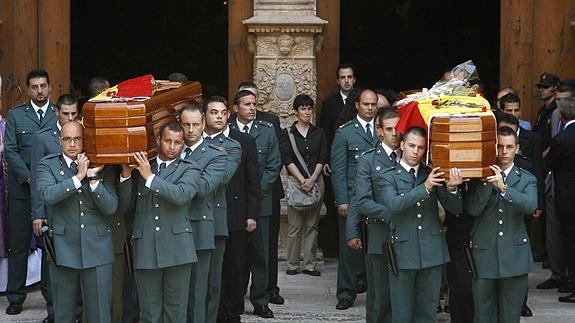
[71,1,500,101]
[71,0,229,97]
[340,0,500,101]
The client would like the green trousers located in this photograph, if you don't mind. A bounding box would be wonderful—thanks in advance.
[473,274,528,323]
[366,253,392,323]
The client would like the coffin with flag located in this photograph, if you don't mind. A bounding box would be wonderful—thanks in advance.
[82,75,202,165]
[395,61,496,179]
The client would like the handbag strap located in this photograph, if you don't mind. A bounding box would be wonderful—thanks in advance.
[287,130,312,178]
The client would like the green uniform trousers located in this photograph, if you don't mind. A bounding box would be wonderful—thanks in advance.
[7,198,33,304]
[246,216,270,307]
[473,274,528,323]
[188,250,212,323]
[389,264,443,323]
[206,237,226,323]
[135,263,192,323]
[50,262,112,323]
[366,253,392,323]
[337,215,363,302]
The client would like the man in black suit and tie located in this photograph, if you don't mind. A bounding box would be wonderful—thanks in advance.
[545,96,575,303]
[218,99,261,323]
[318,63,357,259]
[233,81,286,305]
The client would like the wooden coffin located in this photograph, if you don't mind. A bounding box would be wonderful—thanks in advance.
[430,115,496,179]
[83,82,202,165]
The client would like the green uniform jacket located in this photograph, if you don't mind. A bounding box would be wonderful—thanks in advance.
[36,154,118,269]
[118,158,201,269]
[381,164,463,270]
[5,102,56,199]
[229,120,281,218]
[465,166,536,279]
[185,140,228,250]
[331,119,378,207]
[351,146,395,254]
[205,133,242,237]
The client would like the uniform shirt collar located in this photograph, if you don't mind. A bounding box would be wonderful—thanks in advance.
[381,143,400,160]
[203,129,223,139]
[156,155,176,168]
[31,100,49,115]
[399,159,420,178]
[356,116,374,132]
[181,138,204,158]
[236,119,254,132]
[502,162,515,178]
[340,91,348,104]
[62,154,77,168]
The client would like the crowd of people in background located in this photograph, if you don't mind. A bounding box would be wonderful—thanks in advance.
[0,64,574,323]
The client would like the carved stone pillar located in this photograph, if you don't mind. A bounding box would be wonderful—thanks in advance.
[244,0,327,127]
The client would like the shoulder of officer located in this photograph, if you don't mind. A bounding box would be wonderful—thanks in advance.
[516,167,535,179]
[256,119,274,128]
[36,127,53,135]
[178,158,195,165]
[43,152,62,160]
[382,166,397,175]
[338,120,354,129]
[361,147,377,156]
[208,143,226,154]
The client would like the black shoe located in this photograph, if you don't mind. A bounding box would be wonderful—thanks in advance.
[559,282,575,293]
[5,302,22,315]
[521,304,533,317]
[253,305,274,318]
[286,269,299,275]
[443,304,451,313]
[42,315,54,323]
[533,255,547,262]
[437,305,443,313]
[336,299,353,310]
[559,292,575,303]
[269,292,285,305]
[542,261,550,269]
[302,269,321,276]
[355,281,367,294]
[537,278,563,289]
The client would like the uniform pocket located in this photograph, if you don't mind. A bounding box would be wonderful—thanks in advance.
[172,222,193,234]
[52,223,65,235]
[97,224,112,236]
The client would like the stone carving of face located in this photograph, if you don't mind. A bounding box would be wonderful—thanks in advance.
[277,35,295,55]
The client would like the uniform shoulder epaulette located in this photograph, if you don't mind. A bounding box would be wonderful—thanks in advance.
[209,143,227,154]
[338,120,353,129]
[44,152,62,160]
[257,119,274,128]
[517,167,534,178]
[37,127,53,135]
[179,158,194,165]
[382,166,396,174]
[361,147,376,156]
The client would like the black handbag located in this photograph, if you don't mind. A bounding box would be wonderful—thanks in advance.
[124,238,134,276]
[285,130,322,210]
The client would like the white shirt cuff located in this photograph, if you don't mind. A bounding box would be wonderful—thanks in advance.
[72,176,82,189]
[145,174,155,188]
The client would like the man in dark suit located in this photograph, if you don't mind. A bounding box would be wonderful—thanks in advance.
[4,69,57,315]
[29,94,79,323]
[533,72,560,151]
[545,96,575,303]
[319,63,357,259]
[236,81,286,305]
[216,100,261,323]
[36,121,118,323]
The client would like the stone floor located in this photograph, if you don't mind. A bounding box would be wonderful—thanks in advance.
[1,260,575,322]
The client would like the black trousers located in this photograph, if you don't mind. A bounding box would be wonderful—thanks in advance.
[267,199,281,295]
[318,176,339,258]
[560,215,575,279]
[446,244,474,323]
[219,230,248,321]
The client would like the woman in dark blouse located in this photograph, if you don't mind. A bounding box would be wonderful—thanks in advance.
[280,94,327,276]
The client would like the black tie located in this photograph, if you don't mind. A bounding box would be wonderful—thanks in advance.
[409,168,416,182]
[38,109,44,123]
[390,151,397,165]
[158,162,166,175]
[70,161,78,174]
[243,125,249,134]
[366,124,373,140]
[184,147,192,159]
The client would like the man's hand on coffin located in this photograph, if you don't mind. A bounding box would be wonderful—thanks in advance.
[76,153,90,181]
[424,167,446,192]
[487,165,506,192]
[133,151,153,180]
[87,165,104,178]
[446,167,464,192]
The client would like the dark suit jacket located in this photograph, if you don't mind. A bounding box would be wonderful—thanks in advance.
[518,127,545,210]
[226,129,261,232]
[230,111,284,200]
[545,123,575,216]
[319,92,347,161]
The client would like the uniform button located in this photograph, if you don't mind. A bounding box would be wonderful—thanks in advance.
[523,238,528,242]
[154,216,159,220]
[418,225,422,230]
[185,228,189,231]
[97,195,101,199]
[483,182,488,186]
[216,203,220,207]
[66,188,70,192]
[156,189,160,193]
[80,212,84,216]
[498,220,503,225]
[78,189,83,193]
[117,221,121,226]
[417,214,422,218]
[234,195,238,200]
[509,200,512,203]
[203,216,207,219]
[416,202,421,207]
[138,192,142,196]
[499,232,503,236]
[155,227,160,231]
[155,204,159,208]
[400,193,404,196]
[80,224,85,229]
[498,208,503,213]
